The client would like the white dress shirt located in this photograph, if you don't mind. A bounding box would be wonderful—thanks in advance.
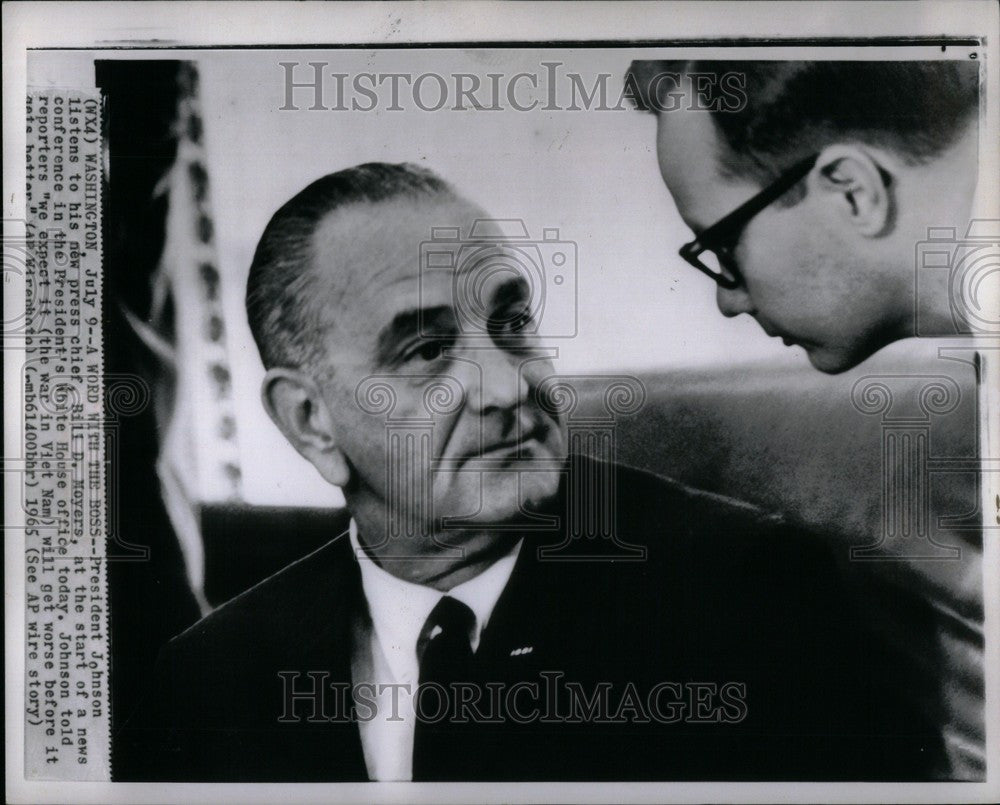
[348,521,522,781]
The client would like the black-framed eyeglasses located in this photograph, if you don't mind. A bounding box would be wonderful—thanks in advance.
[678,153,819,289]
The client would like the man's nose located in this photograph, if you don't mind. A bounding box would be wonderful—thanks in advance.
[461,345,530,414]
[716,283,754,318]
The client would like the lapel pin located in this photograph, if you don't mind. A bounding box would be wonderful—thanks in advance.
[510,646,534,656]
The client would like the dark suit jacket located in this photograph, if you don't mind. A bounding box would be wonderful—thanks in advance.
[114,456,943,781]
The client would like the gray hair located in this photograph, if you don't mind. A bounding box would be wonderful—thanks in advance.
[246,162,456,370]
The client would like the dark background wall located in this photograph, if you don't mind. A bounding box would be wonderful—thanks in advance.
[97,60,202,740]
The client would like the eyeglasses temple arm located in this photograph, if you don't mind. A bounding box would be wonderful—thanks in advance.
[696,154,819,247]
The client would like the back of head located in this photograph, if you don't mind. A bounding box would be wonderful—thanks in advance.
[246,162,455,371]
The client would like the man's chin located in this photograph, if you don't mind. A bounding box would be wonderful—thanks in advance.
[804,344,867,375]
[436,466,562,528]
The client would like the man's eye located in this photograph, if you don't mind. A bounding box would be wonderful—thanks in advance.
[405,337,452,363]
[511,308,534,333]
[490,307,535,338]
[417,341,444,361]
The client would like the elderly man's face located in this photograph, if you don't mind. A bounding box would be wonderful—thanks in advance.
[654,106,902,373]
[309,195,565,560]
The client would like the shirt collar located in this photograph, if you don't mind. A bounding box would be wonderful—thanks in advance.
[349,519,522,684]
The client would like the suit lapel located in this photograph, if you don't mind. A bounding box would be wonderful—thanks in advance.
[277,532,369,779]
[477,536,574,677]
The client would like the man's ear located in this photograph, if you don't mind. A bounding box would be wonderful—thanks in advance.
[814,144,893,237]
[261,368,350,488]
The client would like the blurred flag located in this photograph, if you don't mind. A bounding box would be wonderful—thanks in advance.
[124,63,242,611]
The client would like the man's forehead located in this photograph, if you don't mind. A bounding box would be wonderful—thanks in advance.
[655,104,754,230]
[307,194,518,334]
[311,196,463,292]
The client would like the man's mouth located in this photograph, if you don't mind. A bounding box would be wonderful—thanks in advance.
[473,424,549,461]
[480,434,541,458]
[757,320,797,348]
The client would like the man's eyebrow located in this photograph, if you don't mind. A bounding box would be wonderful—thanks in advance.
[374,306,453,363]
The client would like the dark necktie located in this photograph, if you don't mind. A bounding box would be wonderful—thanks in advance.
[412,595,476,781]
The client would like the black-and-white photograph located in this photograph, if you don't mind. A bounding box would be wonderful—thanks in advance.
[5,2,999,803]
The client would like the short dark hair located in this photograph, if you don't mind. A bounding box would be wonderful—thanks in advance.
[626,60,979,186]
[246,162,455,370]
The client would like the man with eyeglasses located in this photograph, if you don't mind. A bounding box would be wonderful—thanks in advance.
[627,60,982,374]
[626,60,990,780]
